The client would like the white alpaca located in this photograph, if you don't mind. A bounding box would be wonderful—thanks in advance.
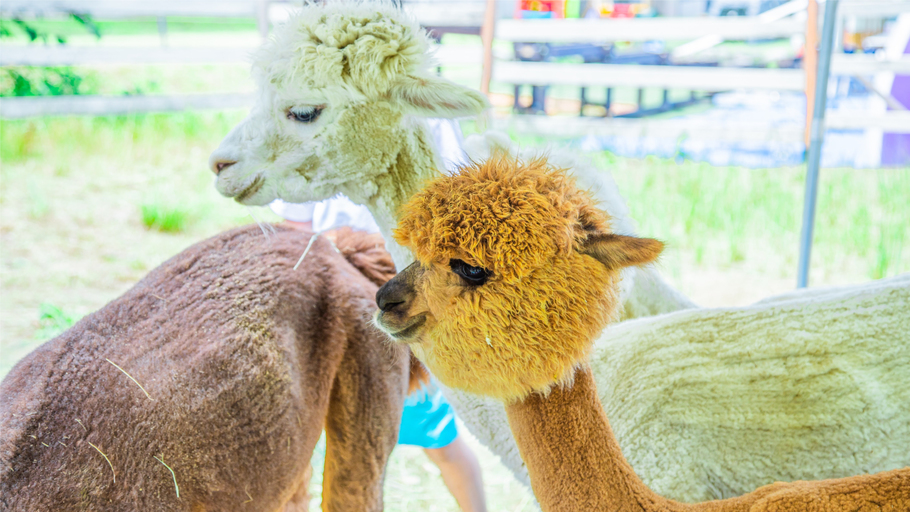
[208,1,910,502]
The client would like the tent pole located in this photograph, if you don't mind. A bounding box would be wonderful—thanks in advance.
[797,0,839,288]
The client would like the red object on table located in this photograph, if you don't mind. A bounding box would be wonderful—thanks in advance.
[516,0,566,18]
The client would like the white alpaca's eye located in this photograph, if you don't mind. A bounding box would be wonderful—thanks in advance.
[287,105,324,123]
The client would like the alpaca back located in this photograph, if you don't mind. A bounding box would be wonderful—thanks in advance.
[331,227,430,392]
[0,224,408,511]
[594,273,910,501]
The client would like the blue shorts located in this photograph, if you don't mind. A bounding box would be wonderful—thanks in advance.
[397,381,458,449]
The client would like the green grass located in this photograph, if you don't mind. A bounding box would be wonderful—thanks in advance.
[0,63,253,98]
[140,201,192,232]
[605,153,910,283]
[34,303,80,340]
[0,66,101,97]
[0,16,258,42]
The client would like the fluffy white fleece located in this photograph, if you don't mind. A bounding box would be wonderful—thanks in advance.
[209,1,910,503]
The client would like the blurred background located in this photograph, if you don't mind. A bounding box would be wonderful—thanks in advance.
[1,1,908,510]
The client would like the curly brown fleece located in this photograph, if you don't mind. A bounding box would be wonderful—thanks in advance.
[0,225,408,512]
[393,156,622,401]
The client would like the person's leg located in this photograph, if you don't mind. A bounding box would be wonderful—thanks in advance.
[398,380,488,512]
[424,435,488,512]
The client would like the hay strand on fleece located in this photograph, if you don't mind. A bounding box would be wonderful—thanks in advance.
[105,358,152,400]
[87,442,116,483]
[293,233,320,270]
[246,207,277,238]
[154,456,180,498]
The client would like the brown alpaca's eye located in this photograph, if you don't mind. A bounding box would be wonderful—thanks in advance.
[287,106,324,123]
[450,259,490,286]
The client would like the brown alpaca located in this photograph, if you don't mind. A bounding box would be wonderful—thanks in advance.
[1,225,409,512]
[375,155,910,511]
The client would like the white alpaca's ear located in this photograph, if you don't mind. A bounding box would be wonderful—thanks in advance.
[581,233,664,271]
[389,74,489,118]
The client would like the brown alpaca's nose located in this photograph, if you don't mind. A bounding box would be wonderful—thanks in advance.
[377,262,421,312]
[212,160,236,175]
[376,284,405,312]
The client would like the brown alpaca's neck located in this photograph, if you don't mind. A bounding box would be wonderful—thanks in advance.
[505,366,694,512]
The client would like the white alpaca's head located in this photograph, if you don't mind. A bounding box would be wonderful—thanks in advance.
[209,1,488,206]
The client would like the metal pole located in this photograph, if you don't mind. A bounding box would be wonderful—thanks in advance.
[797,0,839,288]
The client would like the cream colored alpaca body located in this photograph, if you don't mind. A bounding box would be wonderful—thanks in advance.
[594,273,910,500]
[209,1,910,502]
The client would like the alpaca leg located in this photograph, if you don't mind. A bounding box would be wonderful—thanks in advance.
[321,338,409,511]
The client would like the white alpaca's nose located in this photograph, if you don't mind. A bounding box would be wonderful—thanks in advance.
[211,159,237,175]
[209,118,249,176]
[208,147,238,175]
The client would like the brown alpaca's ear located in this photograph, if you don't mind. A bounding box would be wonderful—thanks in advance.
[581,233,664,271]
[389,74,489,118]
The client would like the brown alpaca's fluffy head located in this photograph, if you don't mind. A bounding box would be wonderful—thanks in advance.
[376,155,663,402]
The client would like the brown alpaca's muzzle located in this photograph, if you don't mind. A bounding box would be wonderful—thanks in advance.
[375,262,429,343]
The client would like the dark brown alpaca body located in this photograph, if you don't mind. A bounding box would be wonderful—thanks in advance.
[507,366,910,512]
[0,225,409,511]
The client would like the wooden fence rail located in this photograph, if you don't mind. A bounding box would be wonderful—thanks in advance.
[495,17,805,43]
[493,62,806,91]
[495,111,910,141]
[0,43,485,66]
[0,0,263,19]
[0,93,253,118]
